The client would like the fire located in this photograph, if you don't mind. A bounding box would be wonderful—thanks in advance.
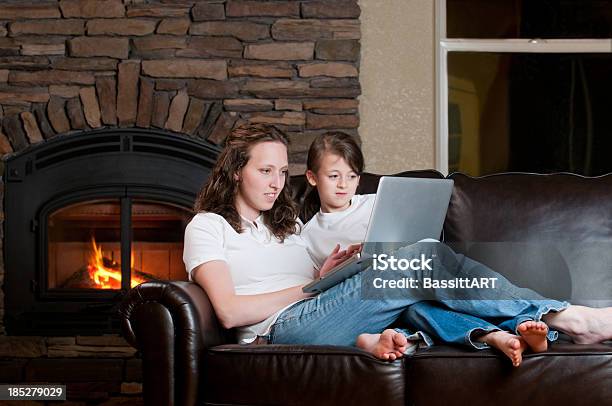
[87,237,146,289]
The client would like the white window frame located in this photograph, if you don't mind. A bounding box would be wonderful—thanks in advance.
[435,0,612,174]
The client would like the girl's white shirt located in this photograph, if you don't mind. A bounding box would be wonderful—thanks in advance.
[183,212,316,344]
[301,194,376,268]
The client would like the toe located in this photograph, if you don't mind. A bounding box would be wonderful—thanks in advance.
[392,333,408,347]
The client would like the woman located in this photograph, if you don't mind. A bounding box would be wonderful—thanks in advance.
[183,124,612,361]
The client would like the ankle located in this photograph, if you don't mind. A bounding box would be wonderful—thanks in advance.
[544,306,586,337]
[479,330,503,346]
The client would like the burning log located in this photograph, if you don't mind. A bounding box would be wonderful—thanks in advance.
[60,238,155,289]
[60,261,156,289]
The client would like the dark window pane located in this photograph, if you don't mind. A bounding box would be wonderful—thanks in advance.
[448,52,612,176]
[447,0,612,39]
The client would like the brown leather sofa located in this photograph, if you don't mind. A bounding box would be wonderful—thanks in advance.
[119,170,612,406]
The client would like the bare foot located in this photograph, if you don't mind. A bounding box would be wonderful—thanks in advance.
[543,305,612,344]
[518,320,548,352]
[356,329,414,361]
[479,331,527,367]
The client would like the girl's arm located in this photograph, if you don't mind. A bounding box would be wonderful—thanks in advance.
[192,260,312,329]
[317,243,363,278]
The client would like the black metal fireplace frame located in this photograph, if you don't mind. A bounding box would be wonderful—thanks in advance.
[3,128,220,335]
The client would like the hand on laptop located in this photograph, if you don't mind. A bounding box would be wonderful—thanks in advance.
[346,243,363,257]
[319,244,353,278]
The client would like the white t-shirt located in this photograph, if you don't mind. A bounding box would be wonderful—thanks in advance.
[301,194,441,268]
[301,194,376,268]
[183,212,316,344]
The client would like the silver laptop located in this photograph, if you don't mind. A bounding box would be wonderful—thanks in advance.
[302,176,454,294]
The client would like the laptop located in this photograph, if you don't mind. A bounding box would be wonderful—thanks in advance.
[302,176,454,294]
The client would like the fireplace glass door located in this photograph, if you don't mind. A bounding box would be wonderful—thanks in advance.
[47,198,190,291]
[131,199,190,285]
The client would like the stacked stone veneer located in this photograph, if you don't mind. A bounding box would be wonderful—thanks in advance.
[0,0,361,166]
[0,1,360,402]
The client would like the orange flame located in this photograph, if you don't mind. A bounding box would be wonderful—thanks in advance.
[87,237,145,289]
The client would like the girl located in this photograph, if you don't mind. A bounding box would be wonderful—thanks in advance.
[183,124,612,363]
[300,132,552,366]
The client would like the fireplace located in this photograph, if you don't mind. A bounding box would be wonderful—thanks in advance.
[3,128,219,335]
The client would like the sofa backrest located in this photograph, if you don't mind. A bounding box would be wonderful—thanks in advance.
[444,172,612,305]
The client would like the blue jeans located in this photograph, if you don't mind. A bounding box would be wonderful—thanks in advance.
[402,301,559,349]
[268,242,568,347]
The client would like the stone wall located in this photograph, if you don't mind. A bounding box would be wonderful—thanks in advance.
[0,0,361,173]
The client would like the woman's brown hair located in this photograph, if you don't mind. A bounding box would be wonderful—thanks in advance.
[194,123,299,241]
[302,131,365,221]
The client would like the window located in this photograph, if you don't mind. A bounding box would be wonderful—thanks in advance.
[437,0,612,176]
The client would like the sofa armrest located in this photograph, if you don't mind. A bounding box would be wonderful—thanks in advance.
[118,281,228,406]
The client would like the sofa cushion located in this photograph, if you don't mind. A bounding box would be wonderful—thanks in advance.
[405,342,612,405]
[444,172,612,305]
[201,344,405,406]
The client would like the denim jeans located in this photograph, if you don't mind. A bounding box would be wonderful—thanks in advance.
[268,242,568,347]
[402,301,559,349]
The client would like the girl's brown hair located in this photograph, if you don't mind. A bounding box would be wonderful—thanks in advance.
[302,131,365,220]
[194,123,299,241]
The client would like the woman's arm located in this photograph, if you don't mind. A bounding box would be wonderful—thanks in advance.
[193,247,356,329]
[192,260,312,329]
